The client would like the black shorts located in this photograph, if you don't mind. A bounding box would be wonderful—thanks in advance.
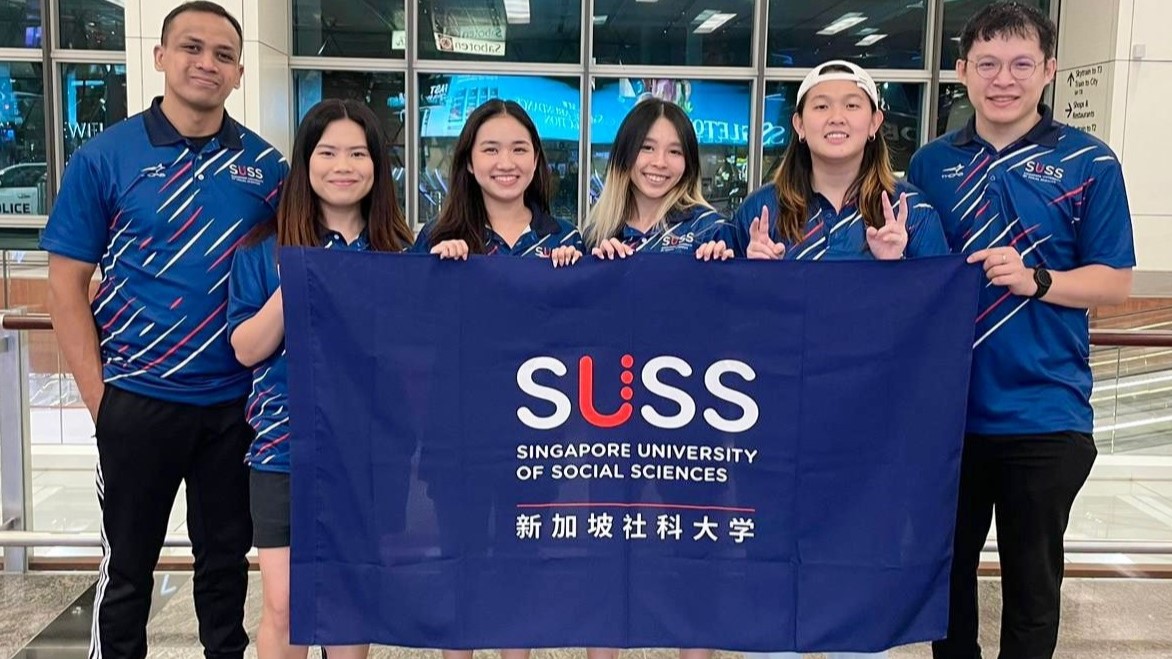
[249,470,290,548]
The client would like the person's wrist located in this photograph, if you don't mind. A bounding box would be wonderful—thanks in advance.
[1030,266,1052,299]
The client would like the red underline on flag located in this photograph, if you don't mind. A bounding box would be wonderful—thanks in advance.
[516,502,756,514]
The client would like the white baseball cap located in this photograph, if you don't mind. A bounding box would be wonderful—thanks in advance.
[796,60,881,108]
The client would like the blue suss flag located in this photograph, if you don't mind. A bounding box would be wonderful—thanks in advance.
[281,250,980,652]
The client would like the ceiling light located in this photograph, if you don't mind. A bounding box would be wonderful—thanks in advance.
[694,12,736,34]
[856,34,888,46]
[817,12,868,36]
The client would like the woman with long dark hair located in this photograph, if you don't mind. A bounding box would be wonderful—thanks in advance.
[583,97,730,659]
[227,98,413,659]
[586,98,731,260]
[412,97,580,659]
[735,61,948,659]
[414,98,582,264]
[732,60,947,264]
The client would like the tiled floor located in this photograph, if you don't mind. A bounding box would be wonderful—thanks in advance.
[0,574,94,658]
[1,574,1171,658]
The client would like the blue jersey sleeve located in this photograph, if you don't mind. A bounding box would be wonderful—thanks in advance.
[729,185,779,257]
[555,221,585,252]
[688,208,731,249]
[711,218,735,248]
[1076,155,1136,269]
[728,200,754,258]
[905,152,924,188]
[904,143,942,194]
[40,149,113,264]
[900,186,951,258]
[267,159,290,215]
[227,241,272,339]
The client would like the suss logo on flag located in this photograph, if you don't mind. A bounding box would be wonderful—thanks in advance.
[516,354,758,431]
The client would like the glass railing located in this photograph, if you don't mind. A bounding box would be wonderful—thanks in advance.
[4,256,1172,571]
[1091,345,1172,456]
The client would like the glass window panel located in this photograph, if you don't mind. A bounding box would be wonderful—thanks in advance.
[293,0,406,58]
[418,0,580,64]
[938,82,975,137]
[590,78,751,215]
[0,61,46,216]
[941,0,1051,69]
[761,81,923,183]
[0,0,42,48]
[294,70,408,213]
[418,74,580,227]
[592,0,753,67]
[59,63,127,167]
[767,0,927,69]
[58,0,125,51]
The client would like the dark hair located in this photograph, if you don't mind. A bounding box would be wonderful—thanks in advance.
[959,1,1055,59]
[428,99,552,254]
[585,98,707,246]
[161,1,244,49]
[771,65,896,243]
[610,99,701,201]
[247,99,412,253]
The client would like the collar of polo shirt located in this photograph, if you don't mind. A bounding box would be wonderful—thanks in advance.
[953,103,1060,149]
[484,206,560,239]
[143,96,243,150]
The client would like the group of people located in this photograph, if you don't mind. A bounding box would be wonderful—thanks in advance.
[40,2,1134,659]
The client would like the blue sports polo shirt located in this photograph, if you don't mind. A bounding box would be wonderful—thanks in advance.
[412,207,583,257]
[907,105,1135,435]
[728,180,949,260]
[41,97,286,406]
[616,204,731,254]
[228,231,371,473]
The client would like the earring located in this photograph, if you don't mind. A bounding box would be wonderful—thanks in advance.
[798,135,806,143]
[868,134,876,142]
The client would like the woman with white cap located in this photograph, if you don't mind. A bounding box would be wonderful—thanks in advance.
[731,60,949,659]
[730,60,947,264]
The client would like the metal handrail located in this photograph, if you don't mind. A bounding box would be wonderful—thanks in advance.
[7,312,1172,346]
[0,314,51,331]
[1090,329,1172,347]
[986,541,1172,555]
[0,532,190,547]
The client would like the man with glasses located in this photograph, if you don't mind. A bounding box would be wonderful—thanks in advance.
[907,3,1134,658]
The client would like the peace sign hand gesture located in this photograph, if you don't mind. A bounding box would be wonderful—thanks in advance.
[866,191,909,261]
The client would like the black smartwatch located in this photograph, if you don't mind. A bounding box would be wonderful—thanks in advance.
[1031,267,1052,299]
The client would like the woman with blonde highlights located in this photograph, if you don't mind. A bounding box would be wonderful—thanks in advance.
[586,98,731,261]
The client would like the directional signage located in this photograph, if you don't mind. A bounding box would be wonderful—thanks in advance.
[1055,63,1110,139]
